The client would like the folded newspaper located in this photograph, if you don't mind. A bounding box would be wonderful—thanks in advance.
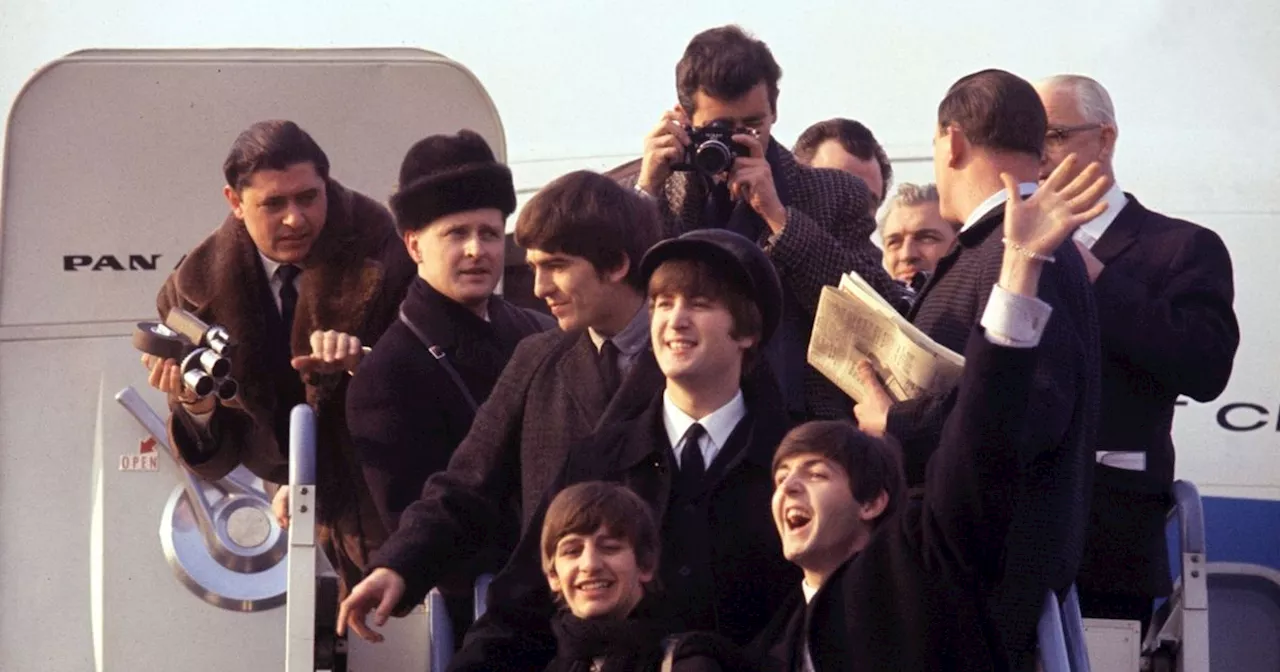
[807,271,965,403]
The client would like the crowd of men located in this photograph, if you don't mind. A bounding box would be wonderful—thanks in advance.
[142,23,1240,672]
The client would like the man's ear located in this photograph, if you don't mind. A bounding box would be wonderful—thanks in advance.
[943,125,967,169]
[638,554,658,585]
[1099,124,1119,162]
[603,256,631,285]
[546,570,562,596]
[402,230,421,264]
[223,185,245,220]
[857,489,890,522]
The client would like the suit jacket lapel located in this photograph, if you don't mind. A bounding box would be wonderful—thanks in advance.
[564,333,609,424]
[598,347,664,430]
[1090,194,1143,265]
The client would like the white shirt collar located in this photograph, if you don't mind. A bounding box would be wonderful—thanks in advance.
[1073,182,1127,249]
[961,182,1039,232]
[258,250,283,280]
[661,388,746,468]
[801,579,820,603]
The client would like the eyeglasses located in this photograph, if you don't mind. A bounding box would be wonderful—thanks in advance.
[1046,123,1103,144]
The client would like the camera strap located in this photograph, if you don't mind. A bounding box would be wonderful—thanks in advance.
[397,306,480,412]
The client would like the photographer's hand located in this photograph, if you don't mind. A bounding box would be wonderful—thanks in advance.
[142,353,215,414]
[637,106,691,196]
[729,133,786,233]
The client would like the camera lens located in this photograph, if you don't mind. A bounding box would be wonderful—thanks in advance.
[695,140,733,174]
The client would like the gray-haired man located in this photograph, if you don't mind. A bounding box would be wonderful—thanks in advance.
[877,183,956,287]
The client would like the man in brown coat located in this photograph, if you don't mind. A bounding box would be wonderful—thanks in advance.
[140,120,416,595]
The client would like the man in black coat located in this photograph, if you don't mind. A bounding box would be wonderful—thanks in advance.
[443,228,800,670]
[346,130,555,639]
[338,170,666,640]
[853,70,1102,671]
[1035,75,1240,629]
[755,158,1112,672]
[628,25,912,423]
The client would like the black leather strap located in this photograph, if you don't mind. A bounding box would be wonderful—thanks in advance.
[398,307,480,412]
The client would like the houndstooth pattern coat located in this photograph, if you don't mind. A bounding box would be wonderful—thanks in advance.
[623,146,912,420]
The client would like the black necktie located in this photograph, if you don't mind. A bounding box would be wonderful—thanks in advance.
[676,423,707,500]
[599,339,621,398]
[277,264,301,339]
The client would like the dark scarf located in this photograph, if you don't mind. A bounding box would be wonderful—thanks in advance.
[701,140,808,418]
[547,608,671,672]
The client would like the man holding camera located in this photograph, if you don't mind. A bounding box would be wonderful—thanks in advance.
[631,25,911,423]
[141,120,416,595]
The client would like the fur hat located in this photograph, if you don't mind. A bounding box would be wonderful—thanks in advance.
[390,129,516,233]
[638,229,784,346]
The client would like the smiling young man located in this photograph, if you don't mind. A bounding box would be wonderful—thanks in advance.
[628,25,911,424]
[339,170,665,640]
[536,481,749,672]
[753,157,1112,671]
[344,130,554,640]
[140,119,415,595]
[440,228,798,671]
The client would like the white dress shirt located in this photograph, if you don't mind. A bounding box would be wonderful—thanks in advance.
[258,251,301,313]
[1072,182,1128,250]
[661,389,747,469]
[961,182,1039,233]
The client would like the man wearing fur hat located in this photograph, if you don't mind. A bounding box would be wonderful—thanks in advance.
[140,120,416,595]
[346,129,554,638]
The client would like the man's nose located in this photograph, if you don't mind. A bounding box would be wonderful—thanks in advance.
[532,268,553,299]
[463,235,480,258]
[282,202,303,228]
[668,301,693,326]
[901,239,921,261]
[579,543,602,569]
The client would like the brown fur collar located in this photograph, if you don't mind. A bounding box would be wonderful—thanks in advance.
[168,180,411,415]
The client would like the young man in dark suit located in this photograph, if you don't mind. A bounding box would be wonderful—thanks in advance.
[338,170,665,640]
[629,25,912,423]
[345,130,555,641]
[440,227,798,670]
[852,70,1102,671]
[139,120,416,596]
[754,156,1112,672]
[1036,75,1240,630]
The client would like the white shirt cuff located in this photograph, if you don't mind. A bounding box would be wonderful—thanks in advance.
[980,284,1052,348]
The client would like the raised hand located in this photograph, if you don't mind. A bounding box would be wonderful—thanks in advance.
[1000,154,1111,259]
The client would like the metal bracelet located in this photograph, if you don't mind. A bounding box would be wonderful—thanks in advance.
[1002,237,1056,263]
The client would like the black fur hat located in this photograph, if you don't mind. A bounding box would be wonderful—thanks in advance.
[390,129,516,233]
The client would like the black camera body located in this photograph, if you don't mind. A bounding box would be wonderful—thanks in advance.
[672,121,751,175]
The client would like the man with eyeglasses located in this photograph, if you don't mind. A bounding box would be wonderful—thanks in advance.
[1035,75,1240,633]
